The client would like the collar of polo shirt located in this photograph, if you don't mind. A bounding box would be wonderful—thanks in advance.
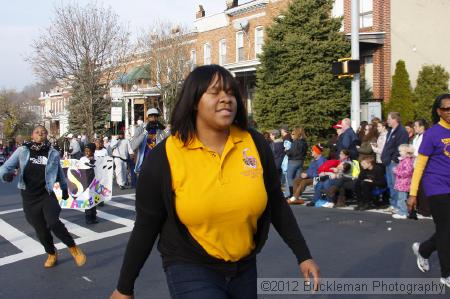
[175,125,243,149]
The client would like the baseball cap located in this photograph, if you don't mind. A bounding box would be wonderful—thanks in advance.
[332,120,343,129]
[146,108,160,116]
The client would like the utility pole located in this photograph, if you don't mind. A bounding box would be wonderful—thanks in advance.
[351,0,360,131]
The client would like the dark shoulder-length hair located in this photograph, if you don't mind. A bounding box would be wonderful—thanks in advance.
[432,93,450,124]
[170,64,248,144]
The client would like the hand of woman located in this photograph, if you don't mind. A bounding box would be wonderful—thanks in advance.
[407,196,417,213]
[299,259,320,291]
[110,289,133,299]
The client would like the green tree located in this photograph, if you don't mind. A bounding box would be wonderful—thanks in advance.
[253,0,351,138]
[385,60,414,123]
[68,59,110,136]
[0,89,39,140]
[413,65,449,122]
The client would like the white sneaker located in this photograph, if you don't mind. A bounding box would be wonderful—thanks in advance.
[417,214,432,220]
[288,196,297,202]
[322,202,335,208]
[412,242,430,272]
[392,213,407,219]
[440,277,450,288]
[384,206,396,213]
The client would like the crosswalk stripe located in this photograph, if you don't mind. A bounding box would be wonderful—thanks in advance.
[0,194,139,267]
[59,218,99,238]
[96,210,135,227]
[111,193,135,200]
[0,208,23,215]
[105,201,135,211]
[0,218,42,256]
[0,226,133,267]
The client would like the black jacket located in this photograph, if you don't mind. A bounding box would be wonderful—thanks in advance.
[116,129,312,295]
[357,164,386,187]
[286,138,308,161]
[270,139,285,171]
[381,124,409,166]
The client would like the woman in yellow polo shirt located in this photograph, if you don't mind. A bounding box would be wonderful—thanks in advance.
[111,65,319,299]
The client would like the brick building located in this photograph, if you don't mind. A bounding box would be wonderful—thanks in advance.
[335,0,450,102]
[38,85,71,137]
[191,0,290,115]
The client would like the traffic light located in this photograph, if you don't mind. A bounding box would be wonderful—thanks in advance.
[332,58,360,78]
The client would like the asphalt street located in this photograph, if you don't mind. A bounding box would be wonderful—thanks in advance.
[0,179,445,299]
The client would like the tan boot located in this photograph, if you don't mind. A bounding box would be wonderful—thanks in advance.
[68,245,86,267]
[44,250,58,268]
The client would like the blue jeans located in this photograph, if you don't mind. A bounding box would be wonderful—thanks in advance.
[313,179,334,203]
[165,262,257,299]
[286,160,304,194]
[396,191,408,216]
[386,163,398,209]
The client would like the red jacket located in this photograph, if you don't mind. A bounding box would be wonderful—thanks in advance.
[317,159,340,174]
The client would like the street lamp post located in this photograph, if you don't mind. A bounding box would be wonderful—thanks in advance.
[351,0,361,131]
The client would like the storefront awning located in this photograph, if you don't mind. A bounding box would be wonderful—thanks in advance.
[113,65,151,85]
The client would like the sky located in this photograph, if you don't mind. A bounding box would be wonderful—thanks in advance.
[0,0,233,91]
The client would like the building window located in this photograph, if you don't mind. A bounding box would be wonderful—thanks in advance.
[190,49,196,70]
[332,0,344,18]
[360,0,373,28]
[332,0,344,31]
[236,31,245,62]
[203,43,211,65]
[364,56,373,91]
[255,27,264,57]
[219,40,227,65]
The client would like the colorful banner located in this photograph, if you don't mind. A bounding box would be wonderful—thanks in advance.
[54,157,114,210]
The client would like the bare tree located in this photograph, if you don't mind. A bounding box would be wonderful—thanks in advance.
[28,2,131,138]
[138,21,194,121]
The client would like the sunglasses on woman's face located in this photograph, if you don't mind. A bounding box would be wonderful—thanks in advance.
[439,106,450,112]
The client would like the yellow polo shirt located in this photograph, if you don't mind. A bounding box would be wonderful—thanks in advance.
[166,126,268,262]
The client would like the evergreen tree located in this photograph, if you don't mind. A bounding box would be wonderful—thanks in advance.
[385,60,414,123]
[413,65,449,122]
[253,0,351,138]
[68,58,110,137]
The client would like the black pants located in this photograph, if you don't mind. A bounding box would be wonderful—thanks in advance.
[21,191,75,254]
[419,194,450,278]
[335,178,355,198]
[85,206,97,221]
[354,180,375,205]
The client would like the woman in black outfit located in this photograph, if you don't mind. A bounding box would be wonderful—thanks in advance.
[285,127,308,197]
[0,125,86,268]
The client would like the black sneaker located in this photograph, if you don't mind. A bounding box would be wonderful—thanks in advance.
[306,202,315,207]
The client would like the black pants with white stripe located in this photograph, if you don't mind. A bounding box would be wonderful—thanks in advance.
[419,193,450,278]
[21,190,75,254]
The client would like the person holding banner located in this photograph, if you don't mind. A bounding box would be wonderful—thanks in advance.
[110,65,319,298]
[0,125,86,268]
[80,143,98,224]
